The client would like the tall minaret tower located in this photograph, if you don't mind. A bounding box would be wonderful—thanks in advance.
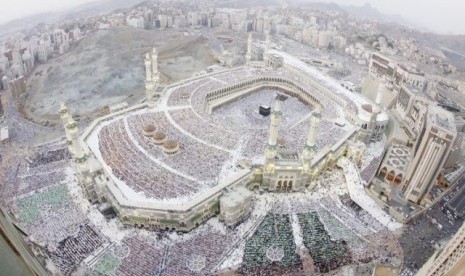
[145,53,152,83]
[63,110,86,163]
[145,53,154,100]
[246,33,253,64]
[375,82,384,106]
[59,103,86,163]
[265,95,287,163]
[151,47,159,83]
[59,102,73,145]
[264,33,271,66]
[0,92,4,117]
[302,105,322,171]
[59,103,98,202]
[369,84,383,142]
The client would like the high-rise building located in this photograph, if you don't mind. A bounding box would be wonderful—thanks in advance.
[368,53,426,90]
[454,132,465,152]
[402,106,457,204]
[318,30,331,49]
[0,92,3,117]
[21,51,34,74]
[245,33,252,64]
[8,75,26,99]
[416,221,465,276]
[37,39,52,62]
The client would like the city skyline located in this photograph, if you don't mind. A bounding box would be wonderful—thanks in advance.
[1,0,465,35]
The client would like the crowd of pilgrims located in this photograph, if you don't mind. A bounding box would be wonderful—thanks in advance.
[169,108,239,151]
[163,231,233,275]
[113,237,165,276]
[242,213,301,272]
[48,224,105,275]
[28,148,71,168]
[98,119,200,199]
[126,112,229,183]
[297,212,352,272]
[0,66,396,276]
[1,139,396,276]
[1,143,70,202]
[166,67,352,158]
[360,156,383,184]
[97,67,356,198]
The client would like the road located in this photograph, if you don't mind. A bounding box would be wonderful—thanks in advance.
[399,179,465,273]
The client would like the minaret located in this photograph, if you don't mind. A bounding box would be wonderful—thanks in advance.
[151,47,159,83]
[0,92,4,117]
[246,33,253,64]
[369,84,383,142]
[264,33,271,66]
[265,94,287,161]
[59,103,97,202]
[145,53,154,100]
[59,102,73,145]
[59,103,85,162]
[302,105,322,168]
[144,53,152,83]
[66,114,86,163]
[375,82,384,106]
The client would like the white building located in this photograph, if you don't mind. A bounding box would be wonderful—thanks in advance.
[219,186,253,227]
[403,106,457,204]
[126,15,145,28]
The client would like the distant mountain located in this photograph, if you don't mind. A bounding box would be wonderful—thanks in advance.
[0,13,60,41]
[217,0,282,8]
[59,0,144,20]
[343,3,428,32]
[289,0,344,13]
[288,1,428,32]
[0,0,144,41]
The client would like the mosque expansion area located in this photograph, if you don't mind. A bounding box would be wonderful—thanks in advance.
[73,43,389,233]
[2,35,406,276]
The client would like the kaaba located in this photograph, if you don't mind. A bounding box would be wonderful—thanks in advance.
[259,105,271,116]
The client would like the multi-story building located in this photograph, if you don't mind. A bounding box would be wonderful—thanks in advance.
[416,221,465,276]
[402,105,457,204]
[37,39,52,63]
[395,64,426,90]
[219,186,253,227]
[318,30,331,49]
[369,53,396,81]
[369,53,426,91]
[454,132,465,152]
[377,143,412,189]
[126,15,145,28]
[8,75,26,99]
[394,84,433,140]
[0,92,3,116]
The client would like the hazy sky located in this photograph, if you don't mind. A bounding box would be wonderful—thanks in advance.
[317,0,465,35]
[0,0,464,35]
[0,0,97,23]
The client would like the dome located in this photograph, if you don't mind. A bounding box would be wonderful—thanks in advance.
[163,140,179,150]
[143,124,156,136]
[163,139,180,155]
[144,124,156,132]
[153,131,166,141]
[362,104,373,113]
[314,104,323,115]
